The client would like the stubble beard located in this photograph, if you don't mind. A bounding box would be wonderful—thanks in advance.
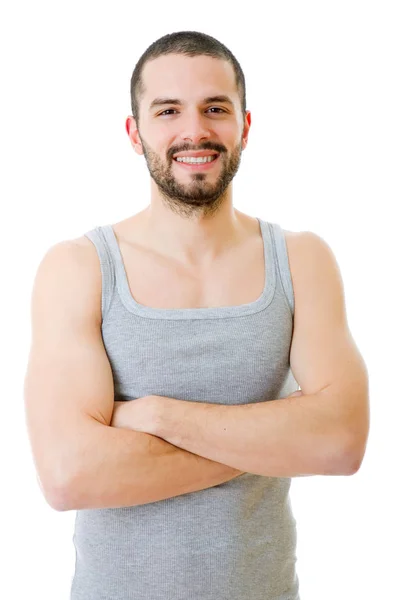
[139,135,243,219]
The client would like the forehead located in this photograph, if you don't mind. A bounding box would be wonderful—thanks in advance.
[140,54,238,106]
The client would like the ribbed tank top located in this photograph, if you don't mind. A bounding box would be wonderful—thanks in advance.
[70,217,301,600]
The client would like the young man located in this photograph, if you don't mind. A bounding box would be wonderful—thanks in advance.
[24,30,369,600]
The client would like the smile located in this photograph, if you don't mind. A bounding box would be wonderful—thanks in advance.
[173,154,220,170]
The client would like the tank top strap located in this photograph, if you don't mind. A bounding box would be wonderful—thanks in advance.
[84,220,294,322]
[267,222,295,317]
[84,226,116,323]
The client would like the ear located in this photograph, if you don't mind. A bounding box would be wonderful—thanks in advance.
[126,116,144,155]
[241,110,251,150]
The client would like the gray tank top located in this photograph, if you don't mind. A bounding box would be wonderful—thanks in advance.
[70,217,301,600]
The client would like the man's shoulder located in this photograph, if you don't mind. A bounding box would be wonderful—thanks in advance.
[281,228,308,254]
[281,227,330,249]
[280,228,339,283]
[69,234,94,248]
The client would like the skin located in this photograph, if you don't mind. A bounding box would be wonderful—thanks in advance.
[124,53,252,268]
[106,58,367,474]
[111,391,304,433]
[112,53,284,432]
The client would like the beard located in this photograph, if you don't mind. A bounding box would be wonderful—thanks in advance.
[138,133,243,219]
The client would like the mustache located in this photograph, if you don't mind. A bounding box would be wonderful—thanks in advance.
[168,142,226,159]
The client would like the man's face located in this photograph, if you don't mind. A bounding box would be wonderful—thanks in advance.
[127,54,251,215]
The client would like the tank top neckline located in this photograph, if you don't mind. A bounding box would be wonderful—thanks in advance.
[100,217,276,320]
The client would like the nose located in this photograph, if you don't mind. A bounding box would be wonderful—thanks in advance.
[179,110,212,145]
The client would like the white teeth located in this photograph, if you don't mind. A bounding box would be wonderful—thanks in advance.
[175,155,217,164]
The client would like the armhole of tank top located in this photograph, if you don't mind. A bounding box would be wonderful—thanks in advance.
[268,222,295,319]
[83,227,115,325]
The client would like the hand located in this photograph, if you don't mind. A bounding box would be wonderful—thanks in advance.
[111,395,161,434]
[110,401,130,429]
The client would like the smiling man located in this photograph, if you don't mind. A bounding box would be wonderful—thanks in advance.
[24,31,369,600]
[131,52,247,222]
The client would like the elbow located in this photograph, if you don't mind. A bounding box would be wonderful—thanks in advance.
[47,487,72,512]
[42,477,75,512]
[345,446,367,475]
[50,469,86,511]
[40,469,80,512]
[34,476,71,511]
[342,387,370,475]
[34,471,69,512]
[336,434,368,476]
[339,453,364,476]
[321,434,365,476]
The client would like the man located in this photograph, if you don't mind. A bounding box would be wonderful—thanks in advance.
[24,30,369,600]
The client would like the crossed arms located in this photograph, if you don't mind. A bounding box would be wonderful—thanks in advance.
[24,231,369,511]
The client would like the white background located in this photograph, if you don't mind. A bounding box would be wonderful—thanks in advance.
[1,1,398,599]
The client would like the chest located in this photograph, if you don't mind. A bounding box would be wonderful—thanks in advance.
[118,236,267,310]
[101,225,298,403]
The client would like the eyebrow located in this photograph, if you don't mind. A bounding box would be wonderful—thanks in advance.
[149,95,235,111]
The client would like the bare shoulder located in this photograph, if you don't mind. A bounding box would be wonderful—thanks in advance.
[42,234,101,278]
[282,228,336,258]
[34,233,102,324]
[281,227,319,241]
[281,228,342,294]
[70,233,98,250]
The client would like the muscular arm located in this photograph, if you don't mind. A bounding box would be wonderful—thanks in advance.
[66,424,244,511]
[83,392,310,513]
[24,239,243,513]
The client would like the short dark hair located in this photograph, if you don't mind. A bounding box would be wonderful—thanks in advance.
[130,31,247,126]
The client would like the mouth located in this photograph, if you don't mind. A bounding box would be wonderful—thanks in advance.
[172,154,220,171]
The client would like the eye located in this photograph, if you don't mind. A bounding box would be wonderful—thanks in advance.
[158,107,226,116]
[159,109,178,116]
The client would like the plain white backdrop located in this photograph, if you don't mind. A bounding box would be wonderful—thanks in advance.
[1,1,398,599]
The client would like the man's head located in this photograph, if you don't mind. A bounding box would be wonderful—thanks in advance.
[126,31,251,218]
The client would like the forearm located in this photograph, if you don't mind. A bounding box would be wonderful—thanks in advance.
[59,418,243,511]
[154,391,353,478]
